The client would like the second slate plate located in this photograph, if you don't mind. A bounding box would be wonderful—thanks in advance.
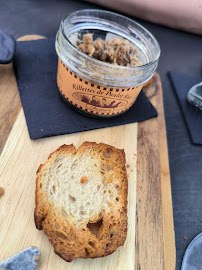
[181,233,202,270]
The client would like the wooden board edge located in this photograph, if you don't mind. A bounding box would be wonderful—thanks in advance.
[136,86,164,269]
[135,73,176,270]
[155,73,176,270]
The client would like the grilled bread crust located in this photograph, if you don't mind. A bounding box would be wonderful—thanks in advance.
[34,142,128,262]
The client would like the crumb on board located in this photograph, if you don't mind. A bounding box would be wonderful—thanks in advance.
[184,236,188,240]
[0,187,5,197]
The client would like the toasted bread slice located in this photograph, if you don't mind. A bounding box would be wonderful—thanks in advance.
[34,142,128,261]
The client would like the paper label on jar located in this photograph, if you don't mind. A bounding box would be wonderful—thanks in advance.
[57,58,143,116]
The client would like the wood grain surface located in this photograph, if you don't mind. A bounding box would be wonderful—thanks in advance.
[0,63,21,154]
[136,74,176,270]
[0,36,175,270]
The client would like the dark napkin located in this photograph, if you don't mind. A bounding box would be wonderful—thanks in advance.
[14,39,157,140]
[169,71,202,145]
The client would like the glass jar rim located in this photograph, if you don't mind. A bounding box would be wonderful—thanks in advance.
[60,9,161,72]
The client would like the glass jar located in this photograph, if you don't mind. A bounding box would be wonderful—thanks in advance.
[55,9,160,117]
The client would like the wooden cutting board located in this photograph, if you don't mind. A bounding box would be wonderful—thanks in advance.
[0,35,175,270]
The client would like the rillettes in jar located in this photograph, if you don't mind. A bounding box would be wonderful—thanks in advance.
[55,9,160,117]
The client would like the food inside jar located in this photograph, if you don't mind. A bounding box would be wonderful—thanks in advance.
[77,34,142,67]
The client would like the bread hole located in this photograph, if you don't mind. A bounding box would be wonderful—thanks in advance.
[85,248,90,256]
[104,190,106,194]
[106,243,109,248]
[102,164,111,171]
[63,224,67,231]
[71,162,78,170]
[87,218,103,236]
[101,164,111,172]
[103,148,113,158]
[55,231,67,240]
[89,241,96,248]
[52,185,56,193]
[115,185,120,190]
[108,190,111,194]
[55,223,60,229]
[110,232,114,238]
[69,195,76,202]
[94,164,97,167]
[86,202,90,206]
[57,164,62,169]
[116,197,119,202]
[80,210,86,215]
[97,185,100,191]
[39,183,42,188]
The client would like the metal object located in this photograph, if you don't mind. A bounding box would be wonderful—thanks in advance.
[187,81,202,110]
[0,246,40,270]
[0,31,16,64]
